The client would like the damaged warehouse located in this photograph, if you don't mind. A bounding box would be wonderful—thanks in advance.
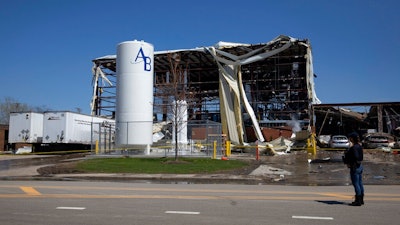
[314,102,400,149]
[90,35,399,151]
[91,35,319,146]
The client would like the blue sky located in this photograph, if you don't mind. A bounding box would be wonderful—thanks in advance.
[1,0,399,114]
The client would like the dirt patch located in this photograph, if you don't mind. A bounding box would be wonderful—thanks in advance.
[37,161,83,176]
[32,153,87,176]
[258,150,400,185]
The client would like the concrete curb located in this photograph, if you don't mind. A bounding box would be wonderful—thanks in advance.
[0,173,274,185]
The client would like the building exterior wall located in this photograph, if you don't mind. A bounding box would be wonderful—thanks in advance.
[0,124,9,151]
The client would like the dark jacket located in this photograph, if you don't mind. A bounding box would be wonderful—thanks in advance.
[344,143,363,169]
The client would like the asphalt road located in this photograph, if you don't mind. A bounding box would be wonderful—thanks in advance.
[1,181,399,225]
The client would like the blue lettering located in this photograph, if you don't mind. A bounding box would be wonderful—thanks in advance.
[134,47,152,71]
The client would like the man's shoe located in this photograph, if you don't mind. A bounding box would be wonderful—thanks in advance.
[349,195,362,206]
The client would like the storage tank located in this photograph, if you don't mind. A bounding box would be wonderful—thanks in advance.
[172,100,188,144]
[116,40,154,148]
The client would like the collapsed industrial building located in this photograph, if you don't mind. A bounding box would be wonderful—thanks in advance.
[91,35,320,146]
[91,35,400,152]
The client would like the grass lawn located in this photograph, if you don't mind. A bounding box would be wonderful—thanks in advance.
[76,157,249,174]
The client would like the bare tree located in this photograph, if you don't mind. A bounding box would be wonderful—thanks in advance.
[169,53,186,160]
[75,107,82,114]
[0,97,51,124]
[154,53,196,160]
[0,97,30,124]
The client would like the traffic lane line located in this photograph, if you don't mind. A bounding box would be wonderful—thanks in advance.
[0,193,399,202]
[2,184,400,199]
[292,215,334,220]
[56,207,86,210]
[1,185,399,201]
[20,186,41,196]
[165,211,200,215]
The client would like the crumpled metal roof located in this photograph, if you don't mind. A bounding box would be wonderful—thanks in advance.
[92,35,308,74]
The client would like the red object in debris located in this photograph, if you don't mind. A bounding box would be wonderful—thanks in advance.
[221,156,229,160]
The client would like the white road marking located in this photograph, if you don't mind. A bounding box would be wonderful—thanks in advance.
[165,211,200,215]
[292,215,334,220]
[56,207,86,210]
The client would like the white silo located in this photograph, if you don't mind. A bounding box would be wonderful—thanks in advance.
[172,100,188,144]
[116,40,154,150]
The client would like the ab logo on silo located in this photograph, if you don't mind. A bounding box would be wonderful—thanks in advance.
[131,47,152,72]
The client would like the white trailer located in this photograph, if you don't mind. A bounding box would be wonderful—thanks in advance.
[42,111,114,145]
[8,112,44,144]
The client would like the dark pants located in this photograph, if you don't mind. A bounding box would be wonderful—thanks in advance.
[350,164,364,196]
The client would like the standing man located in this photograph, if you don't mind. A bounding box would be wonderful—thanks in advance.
[343,132,364,206]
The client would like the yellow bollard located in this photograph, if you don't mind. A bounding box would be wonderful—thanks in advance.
[213,140,217,159]
[307,133,317,155]
[311,133,317,155]
[226,141,231,157]
[95,140,99,155]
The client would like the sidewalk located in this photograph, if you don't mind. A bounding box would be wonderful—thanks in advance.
[0,154,55,178]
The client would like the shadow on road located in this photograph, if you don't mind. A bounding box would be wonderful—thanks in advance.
[315,200,346,205]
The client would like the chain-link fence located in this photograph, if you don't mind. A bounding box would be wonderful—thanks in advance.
[92,120,226,157]
[188,120,224,156]
[151,120,225,157]
[91,121,115,154]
